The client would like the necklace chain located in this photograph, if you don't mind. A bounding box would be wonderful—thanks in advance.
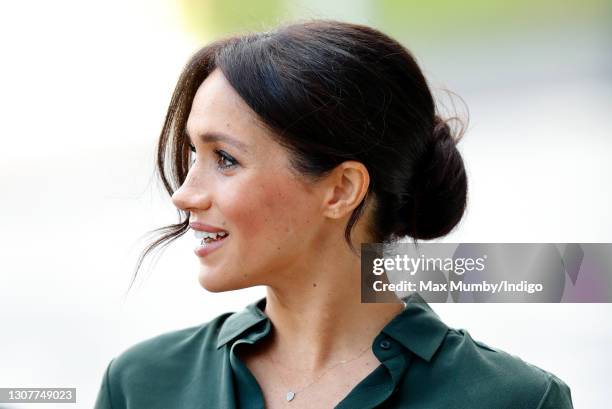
[265,302,407,403]
[268,343,372,402]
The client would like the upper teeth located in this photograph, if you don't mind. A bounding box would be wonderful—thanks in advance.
[194,230,228,239]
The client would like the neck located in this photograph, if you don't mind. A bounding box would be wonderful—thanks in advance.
[261,235,405,375]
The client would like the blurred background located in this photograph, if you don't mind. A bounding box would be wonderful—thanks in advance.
[0,0,610,407]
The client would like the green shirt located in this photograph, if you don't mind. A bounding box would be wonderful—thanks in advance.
[94,293,573,408]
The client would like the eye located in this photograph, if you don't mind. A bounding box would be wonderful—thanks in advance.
[214,149,238,170]
[188,144,238,171]
[189,144,197,165]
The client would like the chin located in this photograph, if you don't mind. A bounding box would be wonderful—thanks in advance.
[197,270,251,293]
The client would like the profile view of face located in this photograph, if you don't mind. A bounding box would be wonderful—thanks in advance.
[171,69,329,292]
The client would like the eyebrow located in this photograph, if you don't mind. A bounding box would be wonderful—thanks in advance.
[185,128,250,153]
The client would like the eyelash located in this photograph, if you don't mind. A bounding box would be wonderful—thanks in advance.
[189,144,238,170]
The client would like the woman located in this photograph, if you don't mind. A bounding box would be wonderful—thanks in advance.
[94,20,573,408]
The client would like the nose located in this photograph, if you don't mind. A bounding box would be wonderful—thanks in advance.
[171,173,212,212]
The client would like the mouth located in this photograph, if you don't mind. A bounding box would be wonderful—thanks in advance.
[193,229,230,257]
[194,230,229,244]
[199,234,229,246]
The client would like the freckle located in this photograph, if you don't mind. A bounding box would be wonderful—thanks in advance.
[277,247,281,250]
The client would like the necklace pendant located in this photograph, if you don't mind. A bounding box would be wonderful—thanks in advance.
[286,391,295,402]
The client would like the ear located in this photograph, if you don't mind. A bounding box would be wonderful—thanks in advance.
[321,161,370,220]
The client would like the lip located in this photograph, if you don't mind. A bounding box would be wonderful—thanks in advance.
[194,235,228,258]
[190,221,228,233]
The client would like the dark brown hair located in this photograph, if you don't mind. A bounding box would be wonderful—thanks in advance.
[130,19,468,290]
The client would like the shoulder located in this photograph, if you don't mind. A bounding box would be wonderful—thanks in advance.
[422,328,573,408]
[96,311,234,409]
[113,311,232,371]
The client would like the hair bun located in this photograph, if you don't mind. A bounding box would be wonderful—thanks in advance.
[395,116,468,240]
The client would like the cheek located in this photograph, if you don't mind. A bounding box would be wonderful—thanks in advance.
[223,177,313,241]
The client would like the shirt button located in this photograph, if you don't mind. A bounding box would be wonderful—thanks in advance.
[379,339,391,349]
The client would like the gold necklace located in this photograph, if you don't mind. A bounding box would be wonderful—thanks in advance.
[268,343,372,402]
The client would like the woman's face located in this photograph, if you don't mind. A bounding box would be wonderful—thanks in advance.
[172,69,330,292]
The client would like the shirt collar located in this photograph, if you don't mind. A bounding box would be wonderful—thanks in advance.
[216,292,449,362]
[381,292,449,362]
[216,297,268,349]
